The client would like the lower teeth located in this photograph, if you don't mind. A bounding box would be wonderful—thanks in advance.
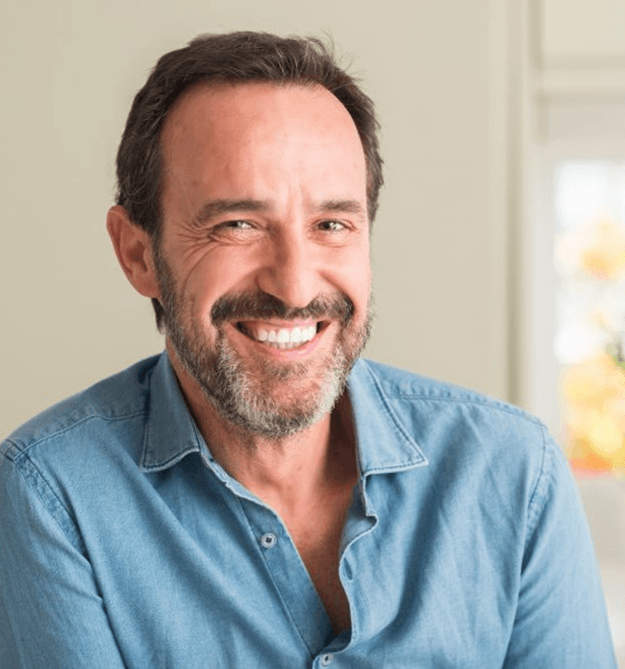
[262,339,312,349]
[269,341,300,349]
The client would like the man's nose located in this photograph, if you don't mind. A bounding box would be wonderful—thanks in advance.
[256,232,322,309]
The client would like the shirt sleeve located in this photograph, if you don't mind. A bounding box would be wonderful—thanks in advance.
[502,429,618,668]
[0,446,127,669]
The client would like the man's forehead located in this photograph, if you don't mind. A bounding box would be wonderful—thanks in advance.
[161,79,358,142]
[158,80,368,202]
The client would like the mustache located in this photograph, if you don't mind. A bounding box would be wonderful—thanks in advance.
[211,291,354,326]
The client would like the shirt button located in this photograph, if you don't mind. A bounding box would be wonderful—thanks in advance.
[260,533,277,548]
[320,653,334,666]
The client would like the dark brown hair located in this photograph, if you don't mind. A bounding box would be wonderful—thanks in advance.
[114,31,383,328]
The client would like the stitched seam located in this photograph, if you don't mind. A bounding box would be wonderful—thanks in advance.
[362,366,429,465]
[383,393,545,426]
[234,495,316,659]
[6,411,148,457]
[361,461,427,475]
[140,445,199,472]
[141,406,202,472]
[524,425,552,550]
[3,449,86,554]
[0,439,21,460]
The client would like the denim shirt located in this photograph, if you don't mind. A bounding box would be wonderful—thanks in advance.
[0,353,616,668]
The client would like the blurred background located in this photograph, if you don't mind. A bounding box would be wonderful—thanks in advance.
[1,0,624,662]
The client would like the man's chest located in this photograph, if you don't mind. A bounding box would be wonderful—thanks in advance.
[76,460,520,668]
[293,527,352,635]
[274,486,355,635]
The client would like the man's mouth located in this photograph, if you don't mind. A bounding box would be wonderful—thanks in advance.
[235,321,324,350]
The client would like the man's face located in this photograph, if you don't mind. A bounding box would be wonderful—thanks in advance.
[155,82,371,438]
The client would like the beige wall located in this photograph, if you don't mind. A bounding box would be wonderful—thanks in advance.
[542,0,625,65]
[1,0,513,438]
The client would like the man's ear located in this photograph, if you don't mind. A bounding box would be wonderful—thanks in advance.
[106,205,160,298]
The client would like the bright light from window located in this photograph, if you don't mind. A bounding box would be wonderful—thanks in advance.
[555,160,625,474]
[556,163,612,229]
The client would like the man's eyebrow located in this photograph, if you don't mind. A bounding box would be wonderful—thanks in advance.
[194,199,269,225]
[192,198,366,226]
[315,199,366,216]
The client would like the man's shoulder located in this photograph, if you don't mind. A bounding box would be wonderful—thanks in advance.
[356,358,547,445]
[2,354,161,458]
[354,358,557,495]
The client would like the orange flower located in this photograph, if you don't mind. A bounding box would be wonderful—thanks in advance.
[580,218,625,280]
[563,353,625,473]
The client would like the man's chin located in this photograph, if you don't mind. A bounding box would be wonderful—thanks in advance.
[204,341,347,438]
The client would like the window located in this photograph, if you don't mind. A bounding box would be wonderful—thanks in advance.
[530,100,625,476]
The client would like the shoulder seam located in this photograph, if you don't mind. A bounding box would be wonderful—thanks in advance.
[383,392,545,426]
[4,410,148,456]
[1,448,87,554]
[524,424,553,549]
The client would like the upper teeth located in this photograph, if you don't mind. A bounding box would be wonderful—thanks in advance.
[257,325,316,345]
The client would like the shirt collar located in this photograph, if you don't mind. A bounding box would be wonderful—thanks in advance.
[139,353,428,475]
[140,353,203,472]
[347,358,428,477]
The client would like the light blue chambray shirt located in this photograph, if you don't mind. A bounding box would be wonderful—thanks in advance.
[0,353,617,668]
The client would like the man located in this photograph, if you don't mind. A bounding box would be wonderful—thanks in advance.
[0,32,617,668]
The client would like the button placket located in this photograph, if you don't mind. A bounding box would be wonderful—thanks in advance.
[240,498,331,651]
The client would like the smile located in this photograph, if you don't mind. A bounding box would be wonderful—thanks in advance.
[235,321,323,350]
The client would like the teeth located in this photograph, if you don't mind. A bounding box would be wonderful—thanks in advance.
[250,324,317,347]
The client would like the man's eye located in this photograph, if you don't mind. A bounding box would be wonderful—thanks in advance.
[208,219,257,241]
[224,220,252,230]
[319,220,346,232]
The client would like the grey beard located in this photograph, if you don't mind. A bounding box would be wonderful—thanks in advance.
[154,245,370,439]
[173,322,350,439]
